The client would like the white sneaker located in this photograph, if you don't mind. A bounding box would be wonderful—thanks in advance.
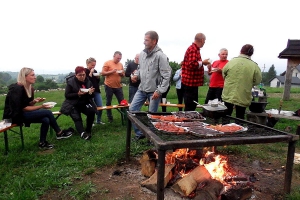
[96,121,105,125]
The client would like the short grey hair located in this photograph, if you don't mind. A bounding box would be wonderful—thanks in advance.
[219,48,228,53]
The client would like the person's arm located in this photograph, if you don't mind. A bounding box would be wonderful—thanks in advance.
[101,63,117,76]
[253,65,262,86]
[125,64,132,77]
[173,70,180,81]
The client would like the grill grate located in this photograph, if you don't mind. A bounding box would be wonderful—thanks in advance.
[135,113,292,142]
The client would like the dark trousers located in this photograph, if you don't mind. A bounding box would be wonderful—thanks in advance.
[104,85,124,120]
[70,105,96,134]
[176,88,184,111]
[23,109,61,143]
[182,83,198,111]
[160,86,170,112]
[224,101,246,120]
[205,87,223,104]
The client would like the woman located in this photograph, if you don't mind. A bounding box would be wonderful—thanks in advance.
[60,66,96,140]
[85,57,104,124]
[173,63,184,111]
[3,67,72,150]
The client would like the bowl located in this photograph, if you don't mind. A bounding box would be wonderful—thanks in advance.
[211,103,219,107]
[249,102,268,113]
[116,70,123,73]
[80,88,89,93]
[93,73,99,76]
[43,102,57,108]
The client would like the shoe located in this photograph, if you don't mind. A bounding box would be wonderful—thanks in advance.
[131,135,146,142]
[96,121,105,125]
[56,129,73,140]
[81,132,91,140]
[39,141,54,150]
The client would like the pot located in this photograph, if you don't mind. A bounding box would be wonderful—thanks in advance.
[249,102,268,113]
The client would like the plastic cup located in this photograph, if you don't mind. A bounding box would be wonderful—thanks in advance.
[162,98,166,104]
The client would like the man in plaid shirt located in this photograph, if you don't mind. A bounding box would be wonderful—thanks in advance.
[181,33,210,111]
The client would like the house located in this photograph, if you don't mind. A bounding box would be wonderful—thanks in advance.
[269,64,300,87]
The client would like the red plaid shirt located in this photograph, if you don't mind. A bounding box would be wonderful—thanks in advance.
[181,43,204,86]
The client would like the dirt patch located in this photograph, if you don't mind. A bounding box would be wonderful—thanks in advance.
[40,151,300,200]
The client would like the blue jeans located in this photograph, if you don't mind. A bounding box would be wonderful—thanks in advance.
[129,85,139,103]
[129,90,161,137]
[93,92,103,123]
[104,85,124,120]
[23,109,61,143]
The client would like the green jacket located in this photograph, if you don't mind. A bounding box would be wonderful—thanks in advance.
[222,54,262,107]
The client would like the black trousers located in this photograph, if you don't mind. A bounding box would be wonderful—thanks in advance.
[160,86,170,112]
[70,105,96,134]
[182,83,198,111]
[224,101,246,120]
[176,88,184,111]
[205,87,223,104]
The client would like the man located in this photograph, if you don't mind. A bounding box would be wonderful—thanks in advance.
[101,51,125,123]
[204,48,229,104]
[125,54,140,103]
[181,33,210,111]
[129,30,171,140]
[222,44,262,119]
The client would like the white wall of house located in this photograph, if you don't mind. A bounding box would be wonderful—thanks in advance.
[292,68,300,78]
[270,78,283,88]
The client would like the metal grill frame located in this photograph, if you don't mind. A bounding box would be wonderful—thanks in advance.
[125,111,299,200]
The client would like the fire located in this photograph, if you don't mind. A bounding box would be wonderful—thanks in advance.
[200,151,229,183]
[166,149,231,183]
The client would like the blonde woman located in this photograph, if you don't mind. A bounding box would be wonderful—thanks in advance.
[3,67,72,150]
[85,57,104,124]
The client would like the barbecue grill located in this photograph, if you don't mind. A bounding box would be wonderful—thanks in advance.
[125,111,299,200]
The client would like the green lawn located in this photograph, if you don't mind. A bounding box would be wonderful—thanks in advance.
[0,86,300,199]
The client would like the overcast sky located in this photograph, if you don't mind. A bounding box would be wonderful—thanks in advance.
[0,0,299,75]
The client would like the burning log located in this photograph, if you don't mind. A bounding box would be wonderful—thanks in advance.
[194,179,224,200]
[139,150,157,177]
[141,164,175,192]
[171,165,212,196]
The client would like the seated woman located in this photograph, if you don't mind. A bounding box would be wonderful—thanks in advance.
[3,67,72,150]
[60,66,96,140]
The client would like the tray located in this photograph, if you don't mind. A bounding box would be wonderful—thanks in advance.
[203,123,248,134]
[171,111,206,120]
[151,121,188,133]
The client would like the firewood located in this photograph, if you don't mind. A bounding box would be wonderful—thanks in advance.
[139,150,157,177]
[221,187,252,200]
[141,164,175,193]
[171,165,212,196]
[194,179,223,200]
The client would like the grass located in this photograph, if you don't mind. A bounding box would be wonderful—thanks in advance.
[0,85,300,199]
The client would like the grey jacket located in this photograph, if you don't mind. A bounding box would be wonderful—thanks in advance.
[136,45,171,95]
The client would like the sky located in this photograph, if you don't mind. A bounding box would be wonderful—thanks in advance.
[0,0,299,75]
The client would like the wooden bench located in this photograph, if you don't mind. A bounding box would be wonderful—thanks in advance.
[0,124,24,155]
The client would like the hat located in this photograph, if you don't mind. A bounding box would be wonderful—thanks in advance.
[240,44,254,56]
[120,99,128,106]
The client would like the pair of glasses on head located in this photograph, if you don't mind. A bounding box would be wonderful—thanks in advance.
[77,73,86,77]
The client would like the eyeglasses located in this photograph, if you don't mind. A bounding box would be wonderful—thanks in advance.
[77,73,86,77]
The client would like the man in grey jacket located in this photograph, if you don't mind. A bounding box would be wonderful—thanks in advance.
[129,30,171,141]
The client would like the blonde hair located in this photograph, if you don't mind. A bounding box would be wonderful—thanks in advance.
[86,57,96,65]
[18,67,34,97]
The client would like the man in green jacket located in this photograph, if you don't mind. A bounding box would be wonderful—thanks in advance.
[222,44,262,119]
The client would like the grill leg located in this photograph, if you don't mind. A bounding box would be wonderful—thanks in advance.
[284,140,296,194]
[3,130,9,155]
[125,118,132,162]
[157,149,166,200]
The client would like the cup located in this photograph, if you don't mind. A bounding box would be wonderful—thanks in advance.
[167,101,170,104]
[162,98,166,104]
[4,119,12,127]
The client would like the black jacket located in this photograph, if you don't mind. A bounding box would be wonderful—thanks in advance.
[60,76,96,115]
[3,83,34,125]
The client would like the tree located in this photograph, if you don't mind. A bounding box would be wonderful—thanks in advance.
[36,75,44,83]
[262,64,277,86]
[0,72,12,84]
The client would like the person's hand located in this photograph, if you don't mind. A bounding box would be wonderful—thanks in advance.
[202,58,210,66]
[131,75,138,83]
[112,69,118,73]
[207,63,212,71]
[33,97,46,103]
[78,90,87,96]
[152,91,160,100]
[88,87,95,94]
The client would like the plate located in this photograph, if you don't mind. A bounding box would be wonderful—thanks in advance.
[80,88,89,93]
[93,73,99,76]
[116,70,123,73]
[43,102,57,108]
